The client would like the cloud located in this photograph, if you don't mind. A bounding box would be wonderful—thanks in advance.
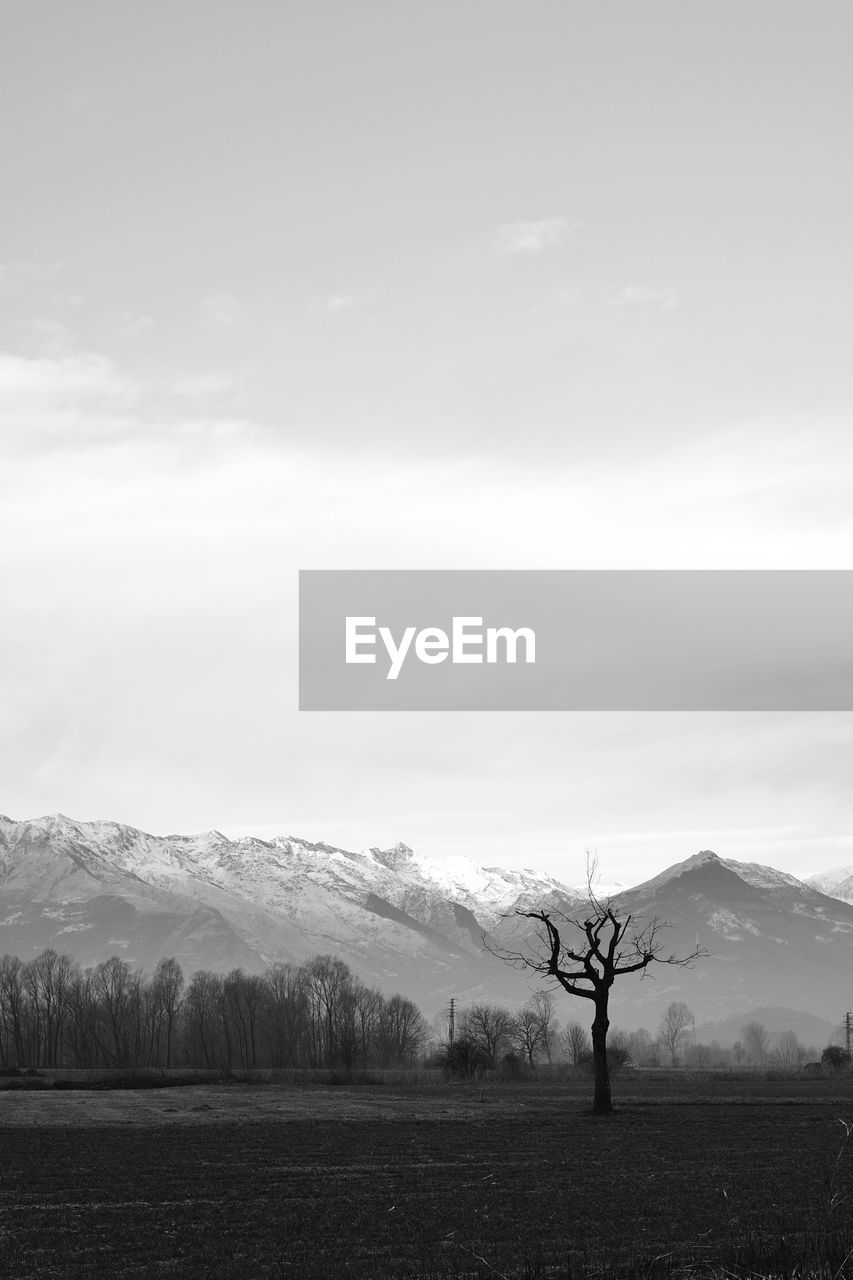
[195,290,242,329]
[4,425,853,881]
[0,350,126,401]
[171,373,239,398]
[0,259,61,291]
[0,350,134,453]
[493,217,580,256]
[527,286,584,317]
[308,291,372,319]
[604,284,679,311]
[111,311,155,337]
[0,347,263,458]
[51,292,85,309]
[28,318,76,353]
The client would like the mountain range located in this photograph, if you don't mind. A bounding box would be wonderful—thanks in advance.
[2,813,852,1028]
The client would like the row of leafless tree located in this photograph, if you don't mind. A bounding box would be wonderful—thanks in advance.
[449,993,558,1069]
[447,998,634,1071]
[654,1007,822,1069]
[0,949,431,1071]
[447,997,824,1072]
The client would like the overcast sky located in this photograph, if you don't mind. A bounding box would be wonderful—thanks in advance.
[2,2,853,886]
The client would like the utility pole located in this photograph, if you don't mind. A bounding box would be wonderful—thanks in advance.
[846,1011,852,1058]
[448,997,455,1046]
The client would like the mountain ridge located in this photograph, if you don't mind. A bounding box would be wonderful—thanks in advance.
[2,813,851,1022]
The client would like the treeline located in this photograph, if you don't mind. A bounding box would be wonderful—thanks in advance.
[445,995,560,1073]
[444,998,829,1073]
[0,950,431,1071]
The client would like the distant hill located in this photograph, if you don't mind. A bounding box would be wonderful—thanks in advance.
[695,1005,838,1051]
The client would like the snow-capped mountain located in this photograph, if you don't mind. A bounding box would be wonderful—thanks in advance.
[2,816,852,1023]
[805,866,853,904]
[0,813,583,1011]
[606,850,853,1023]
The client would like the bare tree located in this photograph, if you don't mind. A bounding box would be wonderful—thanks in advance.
[92,957,135,1067]
[562,1020,590,1068]
[28,950,76,1067]
[489,869,706,1113]
[773,1029,805,1072]
[377,992,431,1066]
[64,965,98,1067]
[530,990,557,1063]
[657,1001,693,1065]
[685,1041,710,1069]
[461,1004,514,1067]
[223,970,264,1069]
[263,963,310,1067]
[348,982,383,1067]
[510,1004,547,1067]
[742,1020,769,1067]
[0,955,27,1066]
[628,1027,657,1067]
[305,955,352,1066]
[183,970,223,1067]
[151,958,184,1069]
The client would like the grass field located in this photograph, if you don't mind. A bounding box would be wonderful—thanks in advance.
[3,1075,853,1278]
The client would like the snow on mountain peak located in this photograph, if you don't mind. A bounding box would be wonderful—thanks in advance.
[39,813,82,831]
[804,866,853,906]
[720,858,809,893]
[625,847,819,904]
[807,866,853,890]
[689,849,720,868]
[631,849,722,892]
[370,843,415,870]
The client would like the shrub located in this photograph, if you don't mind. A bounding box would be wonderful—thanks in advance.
[578,1042,631,1076]
[442,1037,492,1078]
[498,1052,532,1081]
[822,1045,852,1072]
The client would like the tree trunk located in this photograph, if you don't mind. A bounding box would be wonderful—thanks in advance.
[591,997,612,1114]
